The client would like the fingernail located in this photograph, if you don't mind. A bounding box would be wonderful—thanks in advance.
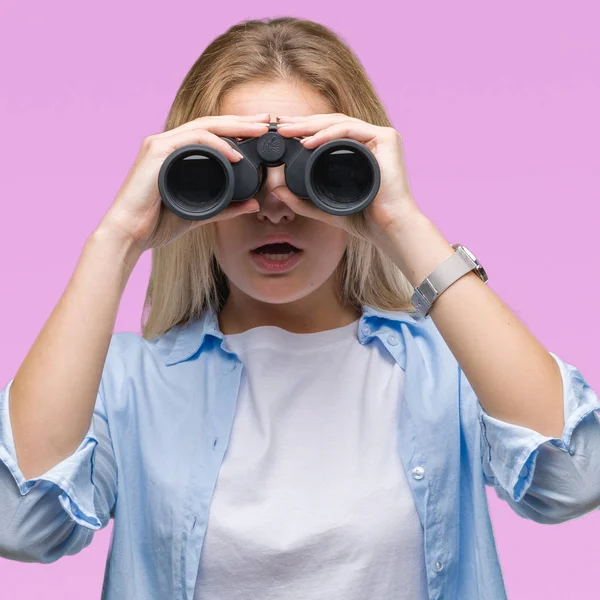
[234,150,244,159]
[255,113,270,118]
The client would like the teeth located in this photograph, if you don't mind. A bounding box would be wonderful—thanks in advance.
[260,252,295,260]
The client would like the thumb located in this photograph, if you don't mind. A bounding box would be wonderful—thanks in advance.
[271,185,348,230]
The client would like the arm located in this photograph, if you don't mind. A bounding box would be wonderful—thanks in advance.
[383,211,600,520]
[380,211,565,438]
[0,223,141,562]
[0,114,264,561]
[0,380,117,561]
[473,353,600,523]
[272,113,600,519]
[9,224,142,480]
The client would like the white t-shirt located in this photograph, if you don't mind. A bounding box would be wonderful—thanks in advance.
[194,318,428,599]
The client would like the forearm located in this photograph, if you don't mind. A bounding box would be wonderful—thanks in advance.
[9,223,143,480]
[379,210,564,438]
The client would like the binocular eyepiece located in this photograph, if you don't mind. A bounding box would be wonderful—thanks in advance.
[158,122,381,220]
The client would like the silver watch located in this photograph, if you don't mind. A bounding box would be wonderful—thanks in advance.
[410,244,488,317]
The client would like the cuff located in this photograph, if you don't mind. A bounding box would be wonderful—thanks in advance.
[0,378,103,530]
[480,351,600,502]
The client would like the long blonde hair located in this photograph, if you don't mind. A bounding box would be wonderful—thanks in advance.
[142,17,416,339]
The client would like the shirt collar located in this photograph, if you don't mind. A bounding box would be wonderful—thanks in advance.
[164,304,424,366]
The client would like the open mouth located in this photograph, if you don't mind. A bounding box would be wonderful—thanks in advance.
[251,242,302,260]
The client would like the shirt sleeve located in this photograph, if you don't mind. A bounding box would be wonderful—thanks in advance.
[475,351,600,524]
[0,376,117,563]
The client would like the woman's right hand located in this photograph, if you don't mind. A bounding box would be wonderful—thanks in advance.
[98,113,272,253]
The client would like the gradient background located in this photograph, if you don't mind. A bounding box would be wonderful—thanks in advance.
[1,1,599,598]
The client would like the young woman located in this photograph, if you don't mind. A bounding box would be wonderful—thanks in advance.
[1,17,599,600]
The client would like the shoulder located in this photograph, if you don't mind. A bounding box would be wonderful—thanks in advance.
[362,305,443,340]
[98,327,179,407]
[361,306,457,369]
[105,329,174,367]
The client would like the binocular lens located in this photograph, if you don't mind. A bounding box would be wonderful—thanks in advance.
[311,148,373,206]
[158,134,380,220]
[163,152,231,217]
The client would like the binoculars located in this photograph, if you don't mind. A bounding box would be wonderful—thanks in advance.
[157,122,381,220]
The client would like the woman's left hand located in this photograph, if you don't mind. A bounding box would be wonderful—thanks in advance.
[273,113,424,242]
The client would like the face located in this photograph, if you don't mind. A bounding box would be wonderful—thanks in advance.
[214,80,349,306]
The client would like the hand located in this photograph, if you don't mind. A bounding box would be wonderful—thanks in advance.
[98,114,272,253]
[274,113,424,242]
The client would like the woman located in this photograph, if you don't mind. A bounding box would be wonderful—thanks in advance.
[1,16,599,600]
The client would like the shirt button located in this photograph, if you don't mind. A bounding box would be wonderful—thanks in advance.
[519,464,529,478]
[412,466,425,480]
[433,560,444,573]
[361,324,370,335]
[387,333,399,346]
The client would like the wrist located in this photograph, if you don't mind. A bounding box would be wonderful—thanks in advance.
[377,212,455,288]
[95,210,146,251]
[88,220,145,275]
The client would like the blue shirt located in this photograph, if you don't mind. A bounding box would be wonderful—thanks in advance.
[1,305,600,599]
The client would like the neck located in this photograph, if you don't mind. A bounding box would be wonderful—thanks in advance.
[218,277,361,335]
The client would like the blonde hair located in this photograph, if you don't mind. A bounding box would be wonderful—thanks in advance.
[142,16,416,340]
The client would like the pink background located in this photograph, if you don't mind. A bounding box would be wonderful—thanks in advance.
[1,1,599,598]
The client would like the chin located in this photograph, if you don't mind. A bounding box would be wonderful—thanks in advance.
[240,275,319,305]
[249,288,313,306]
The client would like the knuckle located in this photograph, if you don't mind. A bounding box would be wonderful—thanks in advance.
[142,134,163,152]
[385,126,399,139]
[190,126,209,137]
[141,134,155,147]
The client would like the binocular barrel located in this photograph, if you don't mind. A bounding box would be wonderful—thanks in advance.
[158,123,380,220]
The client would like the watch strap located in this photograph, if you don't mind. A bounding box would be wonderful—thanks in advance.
[411,246,477,317]
[428,249,475,297]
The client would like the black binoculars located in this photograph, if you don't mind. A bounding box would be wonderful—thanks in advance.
[157,122,381,220]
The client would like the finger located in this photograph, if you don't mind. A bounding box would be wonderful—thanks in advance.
[269,185,348,230]
[298,121,379,149]
[219,113,272,122]
[158,123,270,161]
[164,120,270,141]
[276,115,352,138]
[277,113,344,122]
[162,113,271,137]
[189,198,260,228]
[147,128,244,162]
[217,198,260,218]
[163,119,270,139]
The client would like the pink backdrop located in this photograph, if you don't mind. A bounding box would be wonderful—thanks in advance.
[1,1,599,598]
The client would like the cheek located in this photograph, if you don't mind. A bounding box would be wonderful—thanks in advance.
[296,228,349,287]
[315,225,348,255]
[213,222,245,278]
[313,234,347,269]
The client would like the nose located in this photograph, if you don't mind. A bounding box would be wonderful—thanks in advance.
[255,165,296,224]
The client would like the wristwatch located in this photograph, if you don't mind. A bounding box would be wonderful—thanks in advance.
[410,244,488,318]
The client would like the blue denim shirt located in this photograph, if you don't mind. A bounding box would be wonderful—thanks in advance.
[1,305,600,599]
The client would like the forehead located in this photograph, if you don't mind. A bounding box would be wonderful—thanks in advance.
[219,80,333,118]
